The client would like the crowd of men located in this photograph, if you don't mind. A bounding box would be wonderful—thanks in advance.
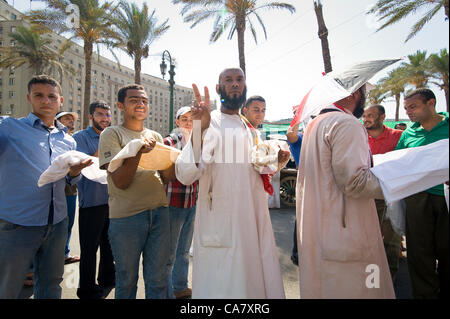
[0,69,448,299]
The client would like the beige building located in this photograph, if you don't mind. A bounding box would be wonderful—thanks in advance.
[0,1,201,136]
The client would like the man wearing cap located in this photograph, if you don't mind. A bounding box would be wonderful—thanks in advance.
[296,85,395,298]
[163,106,198,299]
[73,101,115,299]
[0,75,92,299]
[56,111,80,265]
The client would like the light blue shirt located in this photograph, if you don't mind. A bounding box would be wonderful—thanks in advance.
[0,113,80,226]
[73,126,108,208]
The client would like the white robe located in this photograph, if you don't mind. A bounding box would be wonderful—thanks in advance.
[175,110,285,299]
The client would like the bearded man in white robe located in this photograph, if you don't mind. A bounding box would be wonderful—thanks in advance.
[296,85,395,299]
[175,68,290,299]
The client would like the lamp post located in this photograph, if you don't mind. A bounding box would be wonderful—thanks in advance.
[160,50,175,133]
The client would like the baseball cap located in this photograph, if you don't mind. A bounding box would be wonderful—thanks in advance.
[56,111,78,122]
[176,106,192,119]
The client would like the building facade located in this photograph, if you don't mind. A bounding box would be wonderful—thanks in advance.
[0,1,200,136]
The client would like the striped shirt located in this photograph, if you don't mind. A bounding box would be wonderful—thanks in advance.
[163,131,198,208]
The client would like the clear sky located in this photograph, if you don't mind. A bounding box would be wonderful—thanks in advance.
[13,0,450,121]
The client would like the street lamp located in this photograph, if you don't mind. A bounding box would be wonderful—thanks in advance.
[160,50,175,133]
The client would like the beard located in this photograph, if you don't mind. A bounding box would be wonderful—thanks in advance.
[353,88,366,119]
[92,118,109,132]
[218,86,247,111]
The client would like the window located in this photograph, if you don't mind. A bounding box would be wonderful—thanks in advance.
[11,14,17,20]
[9,78,14,85]
[9,91,14,99]
[10,26,16,33]
[10,40,15,46]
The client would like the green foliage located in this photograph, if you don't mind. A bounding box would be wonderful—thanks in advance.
[367,0,448,42]
[0,25,74,81]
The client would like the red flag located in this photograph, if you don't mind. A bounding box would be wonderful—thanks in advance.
[290,86,313,127]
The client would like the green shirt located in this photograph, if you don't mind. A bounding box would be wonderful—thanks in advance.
[395,112,449,196]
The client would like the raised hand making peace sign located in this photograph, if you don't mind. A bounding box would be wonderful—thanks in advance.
[191,84,211,132]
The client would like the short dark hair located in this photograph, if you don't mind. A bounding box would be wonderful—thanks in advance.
[244,95,266,108]
[117,84,145,103]
[404,88,436,105]
[89,100,110,115]
[368,104,385,115]
[27,75,62,94]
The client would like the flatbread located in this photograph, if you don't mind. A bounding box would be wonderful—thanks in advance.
[138,142,181,170]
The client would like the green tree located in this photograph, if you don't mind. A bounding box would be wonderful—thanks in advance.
[28,0,121,129]
[367,0,449,42]
[367,84,387,105]
[402,50,430,88]
[0,25,73,82]
[379,68,408,121]
[114,1,169,84]
[172,0,295,75]
[428,48,449,111]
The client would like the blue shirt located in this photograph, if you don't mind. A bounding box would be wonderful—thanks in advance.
[73,126,108,208]
[287,132,303,167]
[0,113,80,226]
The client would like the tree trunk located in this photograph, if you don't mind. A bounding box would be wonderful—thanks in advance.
[314,0,332,74]
[444,85,449,112]
[444,0,449,19]
[236,16,246,76]
[134,54,142,85]
[83,41,93,129]
[395,93,400,121]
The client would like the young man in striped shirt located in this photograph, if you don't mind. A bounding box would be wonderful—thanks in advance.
[164,106,198,299]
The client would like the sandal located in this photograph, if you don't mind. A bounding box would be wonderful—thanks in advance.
[65,256,81,264]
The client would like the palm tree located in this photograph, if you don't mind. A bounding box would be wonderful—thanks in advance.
[172,0,295,75]
[428,48,449,111]
[114,1,169,84]
[367,84,387,105]
[379,67,408,121]
[0,25,73,82]
[313,0,332,73]
[367,0,449,42]
[28,0,121,129]
[401,50,430,88]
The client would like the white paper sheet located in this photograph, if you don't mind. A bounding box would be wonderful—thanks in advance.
[371,139,449,204]
[38,150,107,186]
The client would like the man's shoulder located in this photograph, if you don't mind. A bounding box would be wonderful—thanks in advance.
[319,110,361,127]
[385,126,404,137]
[101,125,121,137]
[72,127,89,139]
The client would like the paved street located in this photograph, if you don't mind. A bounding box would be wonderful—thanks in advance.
[19,207,412,299]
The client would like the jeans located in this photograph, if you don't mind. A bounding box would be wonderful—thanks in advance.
[0,217,68,299]
[108,207,170,299]
[65,195,77,257]
[167,205,196,297]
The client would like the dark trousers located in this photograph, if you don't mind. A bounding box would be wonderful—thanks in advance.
[404,192,449,299]
[78,204,115,293]
[375,199,402,281]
